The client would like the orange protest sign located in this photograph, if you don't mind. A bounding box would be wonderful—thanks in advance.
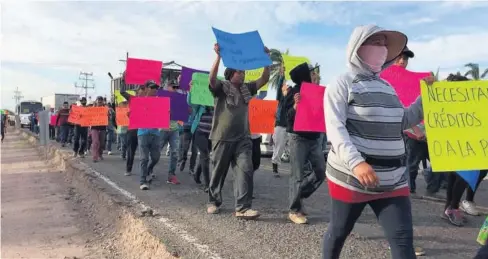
[68,105,83,124]
[249,99,278,134]
[116,107,129,126]
[80,107,108,127]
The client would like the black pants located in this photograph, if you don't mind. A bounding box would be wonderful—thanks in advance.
[179,129,197,171]
[73,125,88,154]
[49,125,56,139]
[465,170,488,202]
[126,129,139,172]
[1,127,4,142]
[194,130,211,187]
[251,137,262,172]
[445,173,467,210]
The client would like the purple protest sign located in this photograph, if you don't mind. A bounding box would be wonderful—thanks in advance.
[179,67,208,91]
[157,90,190,122]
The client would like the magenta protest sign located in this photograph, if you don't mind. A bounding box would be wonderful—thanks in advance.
[179,67,208,91]
[294,82,326,132]
[380,65,430,107]
[125,58,163,86]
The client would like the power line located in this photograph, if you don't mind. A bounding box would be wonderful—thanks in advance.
[74,71,95,99]
[12,87,23,111]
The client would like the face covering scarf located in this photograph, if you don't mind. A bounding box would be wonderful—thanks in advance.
[357,45,388,73]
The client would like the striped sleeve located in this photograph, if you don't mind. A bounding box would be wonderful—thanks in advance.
[325,76,365,171]
[402,96,423,130]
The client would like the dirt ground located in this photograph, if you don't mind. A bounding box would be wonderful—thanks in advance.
[1,132,117,259]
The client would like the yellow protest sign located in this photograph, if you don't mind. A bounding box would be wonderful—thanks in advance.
[245,68,268,91]
[421,80,488,172]
[283,55,310,81]
[114,90,135,104]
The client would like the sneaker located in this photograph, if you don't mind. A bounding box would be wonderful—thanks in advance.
[73,151,78,157]
[140,184,149,190]
[207,205,220,214]
[460,200,480,216]
[189,168,195,176]
[108,151,113,155]
[235,209,260,220]
[166,176,181,185]
[289,212,307,224]
[415,246,426,256]
[444,208,464,226]
[124,171,132,176]
[166,150,170,156]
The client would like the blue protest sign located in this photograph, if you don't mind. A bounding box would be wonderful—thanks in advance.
[156,90,190,122]
[456,170,480,191]
[212,27,272,70]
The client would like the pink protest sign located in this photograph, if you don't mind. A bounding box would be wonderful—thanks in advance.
[294,82,326,132]
[128,97,170,130]
[50,115,57,126]
[380,65,431,107]
[125,58,163,86]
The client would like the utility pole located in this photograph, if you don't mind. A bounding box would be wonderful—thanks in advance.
[74,71,95,99]
[13,87,23,111]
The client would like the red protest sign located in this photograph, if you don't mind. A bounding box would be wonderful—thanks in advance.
[249,99,278,134]
[125,58,163,86]
[294,82,326,132]
[68,105,83,124]
[128,97,170,130]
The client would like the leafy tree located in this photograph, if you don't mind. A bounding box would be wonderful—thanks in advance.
[464,63,488,80]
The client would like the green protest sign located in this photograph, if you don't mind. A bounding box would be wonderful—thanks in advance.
[191,73,215,106]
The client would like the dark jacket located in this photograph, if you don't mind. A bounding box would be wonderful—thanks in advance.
[284,63,321,140]
[274,75,289,128]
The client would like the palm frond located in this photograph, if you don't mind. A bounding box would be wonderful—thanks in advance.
[464,70,473,78]
[481,68,488,79]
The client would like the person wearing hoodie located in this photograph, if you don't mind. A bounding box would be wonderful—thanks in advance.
[56,102,71,147]
[72,97,88,158]
[206,43,270,220]
[322,24,434,259]
[284,62,325,225]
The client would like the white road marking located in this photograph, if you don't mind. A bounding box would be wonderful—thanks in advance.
[88,168,223,259]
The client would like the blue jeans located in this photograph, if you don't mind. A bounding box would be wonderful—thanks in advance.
[106,129,115,152]
[323,196,415,259]
[138,134,161,185]
[405,137,429,192]
[117,133,128,158]
[160,130,180,176]
[59,125,70,144]
[475,243,488,259]
[423,167,446,194]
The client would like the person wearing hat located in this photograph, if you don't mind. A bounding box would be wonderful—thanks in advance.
[72,97,88,157]
[283,62,325,225]
[322,24,434,258]
[205,43,270,220]
[136,80,162,190]
[394,46,414,69]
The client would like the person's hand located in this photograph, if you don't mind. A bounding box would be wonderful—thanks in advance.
[282,85,289,96]
[423,75,435,86]
[352,162,379,187]
[264,46,270,56]
[293,93,300,109]
[214,43,220,56]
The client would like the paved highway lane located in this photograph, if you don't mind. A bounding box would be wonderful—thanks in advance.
[52,141,485,259]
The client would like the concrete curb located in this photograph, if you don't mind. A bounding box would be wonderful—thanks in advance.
[16,129,184,259]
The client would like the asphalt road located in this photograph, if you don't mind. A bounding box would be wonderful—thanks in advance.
[53,140,486,259]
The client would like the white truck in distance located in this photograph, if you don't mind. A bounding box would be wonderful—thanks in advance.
[41,93,80,111]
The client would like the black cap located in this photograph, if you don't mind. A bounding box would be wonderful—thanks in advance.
[144,80,160,89]
[402,46,414,58]
[80,97,87,102]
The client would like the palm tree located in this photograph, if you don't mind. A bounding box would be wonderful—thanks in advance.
[482,68,488,79]
[464,63,488,80]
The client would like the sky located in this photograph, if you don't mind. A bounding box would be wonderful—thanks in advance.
[1,0,488,111]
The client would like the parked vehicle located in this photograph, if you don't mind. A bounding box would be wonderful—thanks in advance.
[15,101,43,128]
